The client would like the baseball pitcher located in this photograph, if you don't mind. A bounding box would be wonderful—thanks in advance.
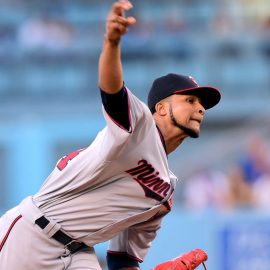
[0,1,221,270]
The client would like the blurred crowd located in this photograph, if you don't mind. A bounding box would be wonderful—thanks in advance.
[0,0,269,52]
[183,133,270,212]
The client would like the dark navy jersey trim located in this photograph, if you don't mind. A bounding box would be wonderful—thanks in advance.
[107,250,142,262]
[100,87,131,132]
[156,125,167,155]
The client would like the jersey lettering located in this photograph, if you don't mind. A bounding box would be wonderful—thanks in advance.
[57,148,85,171]
[126,159,171,202]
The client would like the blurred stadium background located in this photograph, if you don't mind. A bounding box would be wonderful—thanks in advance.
[0,0,269,269]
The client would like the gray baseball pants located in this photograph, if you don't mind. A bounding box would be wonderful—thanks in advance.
[0,197,102,270]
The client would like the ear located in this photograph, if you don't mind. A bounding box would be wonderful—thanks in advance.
[155,102,168,116]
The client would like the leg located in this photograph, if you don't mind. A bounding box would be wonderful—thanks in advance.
[67,247,102,270]
[0,206,68,270]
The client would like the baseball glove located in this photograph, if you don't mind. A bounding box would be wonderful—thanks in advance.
[152,248,208,270]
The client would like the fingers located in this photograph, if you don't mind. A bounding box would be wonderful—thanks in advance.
[108,0,136,26]
[107,20,129,37]
[126,16,136,26]
[105,0,136,43]
[108,14,136,27]
[111,0,133,16]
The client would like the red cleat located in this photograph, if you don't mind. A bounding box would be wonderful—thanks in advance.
[152,249,208,270]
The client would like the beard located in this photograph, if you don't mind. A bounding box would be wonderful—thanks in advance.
[169,105,199,138]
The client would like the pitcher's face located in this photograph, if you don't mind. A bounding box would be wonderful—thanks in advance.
[167,94,205,138]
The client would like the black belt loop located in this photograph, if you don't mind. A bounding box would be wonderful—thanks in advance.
[35,216,49,229]
[35,216,88,254]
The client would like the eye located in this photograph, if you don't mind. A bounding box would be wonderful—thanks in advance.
[186,97,195,104]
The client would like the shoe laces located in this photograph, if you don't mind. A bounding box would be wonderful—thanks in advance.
[202,262,207,270]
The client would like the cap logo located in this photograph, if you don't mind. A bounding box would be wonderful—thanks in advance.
[188,76,199,87]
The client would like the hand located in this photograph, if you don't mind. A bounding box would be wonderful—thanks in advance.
[105,0,137,44]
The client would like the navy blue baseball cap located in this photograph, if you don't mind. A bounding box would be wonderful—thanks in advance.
[147,73,221,113]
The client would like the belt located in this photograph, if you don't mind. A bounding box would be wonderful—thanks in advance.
[35,216,88,254]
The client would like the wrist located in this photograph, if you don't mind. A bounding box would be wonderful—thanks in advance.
[104,34,121,47]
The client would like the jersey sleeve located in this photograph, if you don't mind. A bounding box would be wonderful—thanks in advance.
[107,215,163,262]
[102,86,152,135]
[99,86,154,162]
[100,87,130,132]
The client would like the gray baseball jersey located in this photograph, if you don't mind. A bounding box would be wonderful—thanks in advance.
[0,87,177,268]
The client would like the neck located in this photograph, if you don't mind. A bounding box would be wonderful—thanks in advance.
[154,117,188,155]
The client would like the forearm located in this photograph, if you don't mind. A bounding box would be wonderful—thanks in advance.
[98,39,123,94]
[98,0,136,94]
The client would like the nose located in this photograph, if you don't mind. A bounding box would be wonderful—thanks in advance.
[197,103,205,116]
